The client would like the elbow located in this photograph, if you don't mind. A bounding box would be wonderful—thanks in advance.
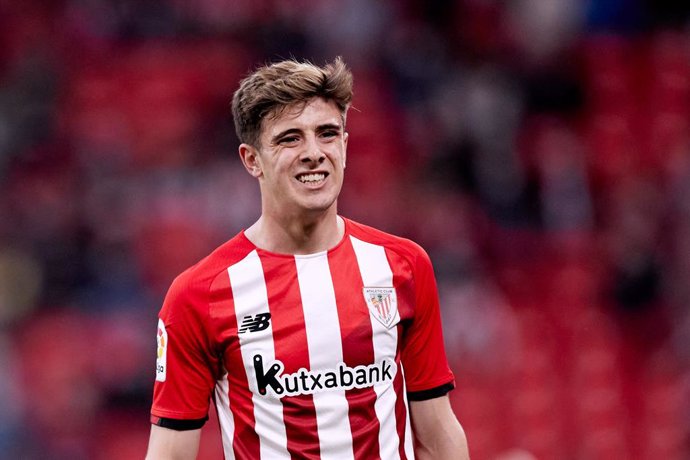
[415,424,470,460]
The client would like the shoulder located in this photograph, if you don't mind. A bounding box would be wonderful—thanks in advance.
[161,232,254,318]
[345,218,432,270]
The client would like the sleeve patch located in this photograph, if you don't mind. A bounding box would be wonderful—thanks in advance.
[156,319,168,382]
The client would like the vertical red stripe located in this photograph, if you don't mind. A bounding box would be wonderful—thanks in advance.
[394,351,410,460]
[390,249,412,460]
[329,238,382,460]
[209,271,260,459]
[259,253,321,458]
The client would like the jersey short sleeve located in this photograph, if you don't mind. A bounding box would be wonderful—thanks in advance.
[150,270,219,429]
[400,245,455,400]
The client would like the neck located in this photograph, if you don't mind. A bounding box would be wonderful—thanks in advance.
[245,210,344,255]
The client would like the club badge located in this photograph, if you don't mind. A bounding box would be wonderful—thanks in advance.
[363,287,399,329]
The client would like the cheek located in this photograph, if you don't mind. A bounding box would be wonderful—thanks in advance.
[329,150,346,169]
[270,157,292,175]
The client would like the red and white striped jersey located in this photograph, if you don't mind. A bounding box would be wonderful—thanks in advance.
[151,218,455,460]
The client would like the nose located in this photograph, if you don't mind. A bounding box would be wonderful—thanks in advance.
[301,135,325,165]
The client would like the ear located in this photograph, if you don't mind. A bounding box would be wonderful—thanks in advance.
[343,131,348,169]
[239,143,263,178]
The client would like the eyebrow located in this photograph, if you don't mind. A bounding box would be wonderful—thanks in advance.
[316,123,343,133]
[270,123,343,145]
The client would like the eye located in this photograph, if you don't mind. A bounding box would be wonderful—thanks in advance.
[320,130,339,140]
[279,135,300,145]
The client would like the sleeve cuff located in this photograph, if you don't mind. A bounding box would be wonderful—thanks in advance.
[151,415,208,431]
[407,381,455,401]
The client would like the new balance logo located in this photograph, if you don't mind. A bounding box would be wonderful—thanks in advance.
[238,313,271,334]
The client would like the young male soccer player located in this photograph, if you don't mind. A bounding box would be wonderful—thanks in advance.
[146,57,469,459]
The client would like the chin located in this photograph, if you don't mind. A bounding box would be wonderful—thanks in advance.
[303,202,336,214]
[298,188,340,212]
[300,197,338,214]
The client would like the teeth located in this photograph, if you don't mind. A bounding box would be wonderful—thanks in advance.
[298,173,326,183]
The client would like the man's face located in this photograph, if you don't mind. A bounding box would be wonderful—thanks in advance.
[242,97,348,219]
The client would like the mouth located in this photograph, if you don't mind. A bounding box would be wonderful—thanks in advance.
[295,172,329,185]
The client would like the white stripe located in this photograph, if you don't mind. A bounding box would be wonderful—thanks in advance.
[350,236,402,460]
[295,253,354,460]
[400,366,415,459]
[215,373,235,460]
[228,250,290,460]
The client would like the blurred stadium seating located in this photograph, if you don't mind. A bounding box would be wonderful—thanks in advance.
[1,1,689,459]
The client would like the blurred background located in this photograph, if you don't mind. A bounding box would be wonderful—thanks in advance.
[1,0,690,458]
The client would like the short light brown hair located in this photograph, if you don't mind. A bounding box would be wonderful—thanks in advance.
[232,57,353,147]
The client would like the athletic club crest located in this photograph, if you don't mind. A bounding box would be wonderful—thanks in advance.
[363,287,399,329]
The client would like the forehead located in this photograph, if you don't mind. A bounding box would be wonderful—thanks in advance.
[261,98,342,137]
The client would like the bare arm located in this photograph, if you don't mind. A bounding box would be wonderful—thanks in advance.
[145,424,202,460]
[410,395,470,460]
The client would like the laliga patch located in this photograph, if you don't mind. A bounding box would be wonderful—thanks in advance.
[363,287,400,329]
[156,319,167,382]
